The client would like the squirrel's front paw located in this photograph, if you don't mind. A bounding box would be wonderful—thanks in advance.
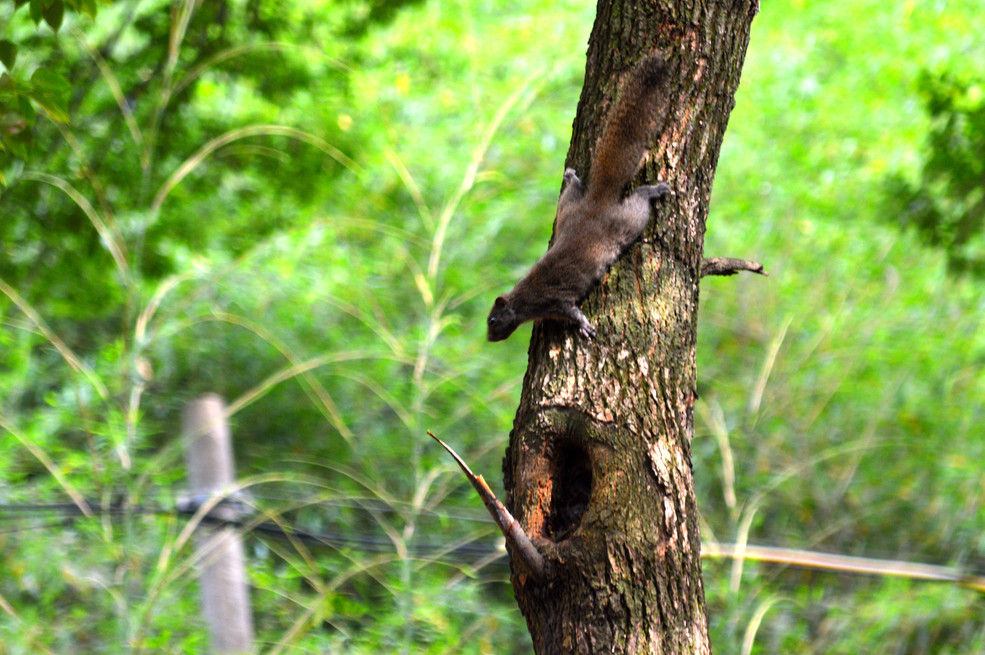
[638,182,671,199]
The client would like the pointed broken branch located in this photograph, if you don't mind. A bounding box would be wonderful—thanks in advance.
[428,431,546,580]
[700,256,767,278]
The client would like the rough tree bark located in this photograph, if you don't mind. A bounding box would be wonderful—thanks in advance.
[501,1,759,652]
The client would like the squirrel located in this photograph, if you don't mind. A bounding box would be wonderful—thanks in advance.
[487,55,671,342]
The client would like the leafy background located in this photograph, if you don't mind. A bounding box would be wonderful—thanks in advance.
[1,0,983,653]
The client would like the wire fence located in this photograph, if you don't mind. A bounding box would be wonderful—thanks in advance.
[2,497,984,591]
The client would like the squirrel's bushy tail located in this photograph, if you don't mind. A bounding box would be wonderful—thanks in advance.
[587,55,669,203]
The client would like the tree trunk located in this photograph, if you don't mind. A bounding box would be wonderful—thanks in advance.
[502,1,758,652]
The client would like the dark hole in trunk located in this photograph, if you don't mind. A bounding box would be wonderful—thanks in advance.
[547,440,592,541]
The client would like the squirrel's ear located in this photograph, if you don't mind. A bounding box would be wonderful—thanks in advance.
[493,296,507,308]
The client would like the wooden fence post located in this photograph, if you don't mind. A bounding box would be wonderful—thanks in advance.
[182,394,254,654]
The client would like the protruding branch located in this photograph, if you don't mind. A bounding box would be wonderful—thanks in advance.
[428,431,546,581]
[700,256,767,278]
[704,541,985,593]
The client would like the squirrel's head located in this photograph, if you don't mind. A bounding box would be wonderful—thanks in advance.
[487,295,519,342]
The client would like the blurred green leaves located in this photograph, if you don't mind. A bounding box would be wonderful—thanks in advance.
[0,13,71,183]
[36,0,65,31]
[5,0,97,25]
[885,73,985,276]
[1,66,72,178]
[1,0,564,650]
[0,39,16,68]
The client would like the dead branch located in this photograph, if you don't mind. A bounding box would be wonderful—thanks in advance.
[428,431,546,580]
[700,256,767,278]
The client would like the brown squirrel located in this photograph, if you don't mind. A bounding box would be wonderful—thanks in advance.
[487,55,671,342]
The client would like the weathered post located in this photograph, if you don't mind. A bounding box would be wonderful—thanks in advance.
[182,394,254,654]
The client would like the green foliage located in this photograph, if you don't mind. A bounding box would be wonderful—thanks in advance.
[1,0,984,652]
[885,73,985,275]
[695,0,985,651]
[1,0,577,651]
[0,66,71,179]
[4,0,91,32]
[0,0,85,181]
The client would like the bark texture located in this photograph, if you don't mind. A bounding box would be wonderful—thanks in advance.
[502,1,758,653]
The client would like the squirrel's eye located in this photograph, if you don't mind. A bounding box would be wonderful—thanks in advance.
[487,316,496,325]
